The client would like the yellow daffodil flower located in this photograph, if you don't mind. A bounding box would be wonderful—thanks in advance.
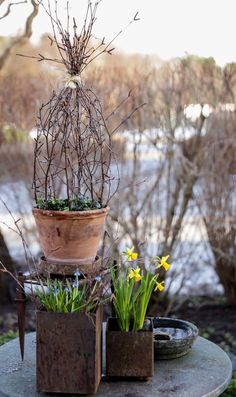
[157,255,170,271]
[155,281,165,292]
[128,267,142,282]
[123,246,138,262]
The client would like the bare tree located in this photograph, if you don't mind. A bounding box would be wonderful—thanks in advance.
[101,56,224,312]
[0,0,39,303]
[197,110,236,304]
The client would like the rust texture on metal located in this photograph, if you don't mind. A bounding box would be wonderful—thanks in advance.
[106,317,154,379]
[15,273,26,361]
[38,255,102,276]
[36,306,102,394]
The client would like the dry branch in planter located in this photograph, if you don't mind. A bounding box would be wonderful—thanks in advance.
[29,0,140,209]
[34,85,115,207]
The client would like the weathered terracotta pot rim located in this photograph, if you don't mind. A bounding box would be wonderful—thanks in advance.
[32,206,109,219]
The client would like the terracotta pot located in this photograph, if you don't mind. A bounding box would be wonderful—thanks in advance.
[36,307,102,394]
[106,317,154,379]
[32,207,109,267]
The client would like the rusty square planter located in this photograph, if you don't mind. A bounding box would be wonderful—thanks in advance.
[106,317,154,379]
[36,307,102,394]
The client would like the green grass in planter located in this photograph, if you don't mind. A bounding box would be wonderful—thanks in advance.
[35,277,100,313]
[36,196,103,211]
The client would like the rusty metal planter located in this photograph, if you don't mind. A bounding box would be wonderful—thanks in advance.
[106,317,154,379]
[36,307,102,394]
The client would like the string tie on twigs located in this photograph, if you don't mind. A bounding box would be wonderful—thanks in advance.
[64,74,82,89]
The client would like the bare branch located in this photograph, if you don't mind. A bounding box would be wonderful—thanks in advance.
[0,0,27,20]
[0,0,39,71]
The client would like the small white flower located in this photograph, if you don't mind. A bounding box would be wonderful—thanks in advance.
[72,281,79,289]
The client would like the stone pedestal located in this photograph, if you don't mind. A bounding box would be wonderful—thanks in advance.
[0,332,232,397]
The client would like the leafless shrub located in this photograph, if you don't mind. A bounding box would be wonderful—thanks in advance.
[197,110,236,304]
[104,56,226,313]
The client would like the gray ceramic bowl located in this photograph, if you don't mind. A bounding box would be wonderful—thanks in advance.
[153,317,198,360]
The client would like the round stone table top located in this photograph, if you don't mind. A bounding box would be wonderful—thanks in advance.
[0,332,232,397]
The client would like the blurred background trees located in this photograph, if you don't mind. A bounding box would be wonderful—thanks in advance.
[0,1,235,309]
[0,0,39,301]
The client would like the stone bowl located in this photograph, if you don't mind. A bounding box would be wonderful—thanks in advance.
[153,317,198,360]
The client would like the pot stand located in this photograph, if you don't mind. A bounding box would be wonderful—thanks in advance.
[38,255,103,277]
